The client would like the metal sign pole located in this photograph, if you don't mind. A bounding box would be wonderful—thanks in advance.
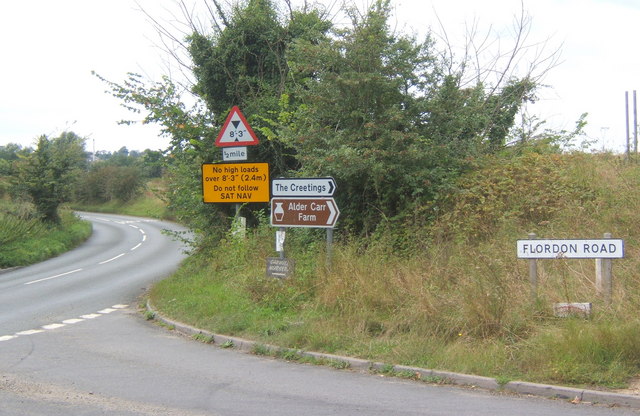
[527,233,538,301]
[278,227,286,259]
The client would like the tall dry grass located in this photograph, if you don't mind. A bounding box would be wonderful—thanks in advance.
[152,152,640,387]
[306,153,640,384]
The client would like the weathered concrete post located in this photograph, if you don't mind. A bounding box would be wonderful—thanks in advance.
[528,232,538,301]
[326,228,334,272]
[595,232,613,304]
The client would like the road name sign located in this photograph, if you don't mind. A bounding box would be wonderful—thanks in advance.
[202,162,269,203]
[271,197,339,228]
[215,106,259,147]
[272,177,336,197]
[517,238,624,259]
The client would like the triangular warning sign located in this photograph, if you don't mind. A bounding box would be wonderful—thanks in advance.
[215,106,259,147]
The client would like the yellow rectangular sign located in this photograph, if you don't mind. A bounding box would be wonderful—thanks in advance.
[202,163,270,203]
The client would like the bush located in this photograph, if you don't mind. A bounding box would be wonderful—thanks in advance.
[76,165,144,203]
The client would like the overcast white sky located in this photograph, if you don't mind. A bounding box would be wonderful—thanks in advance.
[1,0,638,153]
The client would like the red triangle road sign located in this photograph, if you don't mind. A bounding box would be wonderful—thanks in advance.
[215,106,260,147]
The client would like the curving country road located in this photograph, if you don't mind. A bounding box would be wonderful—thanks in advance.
[0,212,188,337]
[0,213,637,415]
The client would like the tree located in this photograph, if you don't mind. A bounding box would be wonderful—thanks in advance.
[277,0,545,233]
[0,143,31,176]
[140,149,165,178]
[186,0,332,175]
[99,0,554,236]
[97,0,333,234]
[14,132,87,223]
[277,0,438,232]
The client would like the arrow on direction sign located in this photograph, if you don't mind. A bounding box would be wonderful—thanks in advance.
[326,199,338,225]
[272,177,337,197]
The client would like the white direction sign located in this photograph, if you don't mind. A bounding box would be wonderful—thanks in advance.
[215,106,259,147]
[517,239,625,259]
[272,177,336,197]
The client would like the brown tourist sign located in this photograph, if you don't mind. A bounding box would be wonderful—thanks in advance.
[270,197,340,228]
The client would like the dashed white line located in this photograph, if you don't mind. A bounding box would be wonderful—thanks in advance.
[42,323,65,330]
[99,253,125,264]
[82,217,148,264]
[0,305,130,343]
[0,335,17,342]
[16,329,44,336]
[24,268,83,285]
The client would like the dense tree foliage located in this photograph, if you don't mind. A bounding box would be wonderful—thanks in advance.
[98,0,544,237]
[75,147,165,204]
[278,0,536,232]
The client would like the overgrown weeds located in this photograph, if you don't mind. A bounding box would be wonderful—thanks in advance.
[150,153,640,388]
[0,204,91,268]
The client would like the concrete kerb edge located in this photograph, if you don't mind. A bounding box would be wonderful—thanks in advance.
[144,300,640,409]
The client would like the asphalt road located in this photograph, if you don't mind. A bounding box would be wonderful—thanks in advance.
[0,213,638,415]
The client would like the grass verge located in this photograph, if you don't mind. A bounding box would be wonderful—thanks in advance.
[149,153,640,390]
[0,207,92,268]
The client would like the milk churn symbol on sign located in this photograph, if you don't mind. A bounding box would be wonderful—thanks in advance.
[273,202,285,221]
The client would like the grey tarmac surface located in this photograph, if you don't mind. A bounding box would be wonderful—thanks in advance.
[1,213,639,415]
[3,309,640,416]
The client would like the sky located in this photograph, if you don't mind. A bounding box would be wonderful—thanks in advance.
[1,0,639,153]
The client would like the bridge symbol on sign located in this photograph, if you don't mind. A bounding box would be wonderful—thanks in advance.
[215,106,259,147]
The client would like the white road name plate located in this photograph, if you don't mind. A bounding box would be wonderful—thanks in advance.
[517,239,624,259]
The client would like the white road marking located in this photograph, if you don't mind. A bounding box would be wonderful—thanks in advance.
[16,329,44,336]
[130,243,142,251]
[24,268,83,285]
[0,335,17,342]
[42,323,65,330]
[142,235,147,242]
[0,305,130,343]
[99,253,125,264]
